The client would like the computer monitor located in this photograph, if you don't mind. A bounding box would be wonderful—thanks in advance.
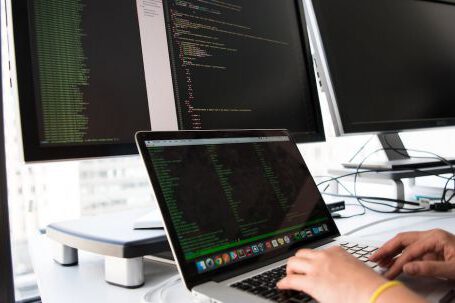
[304,0,455,168]
[11,0,324,162]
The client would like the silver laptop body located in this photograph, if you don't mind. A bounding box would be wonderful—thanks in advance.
[136,130,381,303]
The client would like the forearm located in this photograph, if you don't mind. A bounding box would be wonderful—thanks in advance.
[375,284,427,303]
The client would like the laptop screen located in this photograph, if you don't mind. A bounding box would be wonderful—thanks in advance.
[137,130,339,287]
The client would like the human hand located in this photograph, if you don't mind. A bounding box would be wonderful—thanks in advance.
[277,246,386,303]
[370,229,455,280]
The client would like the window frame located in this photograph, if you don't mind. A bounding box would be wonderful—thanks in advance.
[0,8,16,302]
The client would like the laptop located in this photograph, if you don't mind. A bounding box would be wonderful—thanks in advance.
[135,129,382,303]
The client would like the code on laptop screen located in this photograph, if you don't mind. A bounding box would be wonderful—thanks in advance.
[145,136,333,276]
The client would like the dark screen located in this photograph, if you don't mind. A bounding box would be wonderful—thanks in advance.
[144,135,334,280]
[313,0,455,133]
[26,0,150,146]
[163,0,324,141]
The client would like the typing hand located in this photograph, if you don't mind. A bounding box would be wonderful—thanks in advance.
[277,246,386,303]
[370,229,455,280]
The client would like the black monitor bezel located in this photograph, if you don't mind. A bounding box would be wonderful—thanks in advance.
[135,129,339,290]
[311,0,455,135]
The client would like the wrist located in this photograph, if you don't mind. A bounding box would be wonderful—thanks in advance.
[358,275,388,303]
[370,281,403,303]
[374,282,426,303]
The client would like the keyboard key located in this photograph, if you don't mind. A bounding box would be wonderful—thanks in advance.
[231,265,312,302]
[345,243,358,248]
[365,246,378,252]
[366,261,378,268]
[232,243,376,302]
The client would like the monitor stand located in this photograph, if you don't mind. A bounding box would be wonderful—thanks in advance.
[133,210,164,230]
[342,133,455,171]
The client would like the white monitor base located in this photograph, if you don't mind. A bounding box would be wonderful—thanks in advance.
[133,211,164,230]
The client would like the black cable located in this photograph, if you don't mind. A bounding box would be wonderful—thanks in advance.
[353,148,433,213]
[317,174,422,217]
[324,191,430,214]
[315,169,453,192]
[348,136,375,163]
[315,169,382,187]
[319,179,424,209]
[316,156,431,212]
[441,175,455,204]
[334,204,366,219]
[317,175,422,207]
[362,147,455,208]
[317,154,441,213]
[317,176,367,218]
[345,135,453,181]
[447,190,455,204]
[382,136,455,204]
[382,135,454,172]
[316,143,455,215]
[316,173,417,215]
[323,192,420,206]
[316,155,453,190]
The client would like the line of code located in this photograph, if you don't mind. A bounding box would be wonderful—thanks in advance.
[163,0,318,133]
[29,0,151,146]
[32,0,90,144]
[147,140,328,260]
[151,146,231,253]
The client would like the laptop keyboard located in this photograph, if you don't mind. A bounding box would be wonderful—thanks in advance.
[231,265,313,302]
[230,242,380,302]
[340,242,380,271]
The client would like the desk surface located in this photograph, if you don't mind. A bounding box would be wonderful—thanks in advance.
[31,209,455,303]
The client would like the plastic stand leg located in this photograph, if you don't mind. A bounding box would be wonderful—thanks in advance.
[51,241,78,266]
[105,256,144,288]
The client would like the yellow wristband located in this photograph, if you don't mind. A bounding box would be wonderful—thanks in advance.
[369,281,403,303]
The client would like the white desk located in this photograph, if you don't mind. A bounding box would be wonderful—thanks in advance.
[30,210,455,303]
